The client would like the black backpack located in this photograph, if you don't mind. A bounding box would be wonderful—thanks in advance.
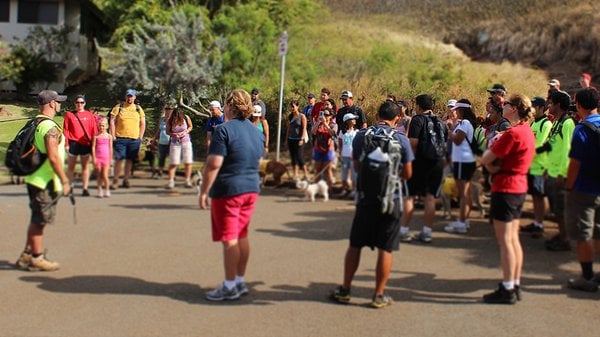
[356,126,403,214]
[418,115,446,160]
[5,116,56,176]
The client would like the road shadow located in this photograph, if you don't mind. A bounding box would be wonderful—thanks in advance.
[257,209,353,241]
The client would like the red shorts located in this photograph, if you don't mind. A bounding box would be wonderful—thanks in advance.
[211,193,258,242]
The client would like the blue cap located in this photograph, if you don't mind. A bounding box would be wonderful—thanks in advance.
[125,89,137,96]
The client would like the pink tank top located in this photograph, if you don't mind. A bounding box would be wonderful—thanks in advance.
[95,137,111,161]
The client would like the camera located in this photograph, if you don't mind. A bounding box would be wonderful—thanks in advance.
[536,142,552,154]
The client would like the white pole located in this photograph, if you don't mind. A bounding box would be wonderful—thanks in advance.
[275,31,288,162]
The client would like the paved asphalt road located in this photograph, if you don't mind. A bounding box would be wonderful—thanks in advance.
[1,176,598,337]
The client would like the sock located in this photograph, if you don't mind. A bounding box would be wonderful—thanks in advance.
[514,279,520,287]
[32,252,42,258]
[581,262,594,280]
[502,281,515,290]
[235,275,245,285]
[422,226,432,234]
[224,280,236,290]
[400,226,410,234]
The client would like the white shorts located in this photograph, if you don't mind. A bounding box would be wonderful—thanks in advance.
[169,141,193,165]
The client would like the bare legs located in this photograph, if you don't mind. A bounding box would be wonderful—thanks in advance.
[493,219,523,283]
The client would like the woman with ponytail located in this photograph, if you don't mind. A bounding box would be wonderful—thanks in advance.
[480,93,536,304]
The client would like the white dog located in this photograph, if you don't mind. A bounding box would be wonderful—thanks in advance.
[296,179,329,202]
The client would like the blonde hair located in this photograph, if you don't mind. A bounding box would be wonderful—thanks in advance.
[98,117,108,128]
[226,89,253,119]
[507,93,533,122]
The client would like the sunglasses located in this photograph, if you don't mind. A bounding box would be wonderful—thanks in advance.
[75,101,85,104]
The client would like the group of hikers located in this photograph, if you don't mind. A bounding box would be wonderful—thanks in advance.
[8,72,600,308]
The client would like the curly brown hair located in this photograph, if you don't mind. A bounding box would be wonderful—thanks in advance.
[226,89,253,119]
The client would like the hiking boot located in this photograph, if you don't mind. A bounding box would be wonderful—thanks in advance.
[110,180,118,190]
[399,231,413,243]
[567,277,599,292]
[28,253,60,272]
[546,239,571,251]
[370,294,393,309]
[444,221,468,234]
[415,230,432,244]
[122,180,130,188]
[15,251,32,270]
[82,189,90,197]
[483,283,516,304]
[236,282,249,296]
[205,283,240,301]
[520,223,543,234]
[330,286,351,304]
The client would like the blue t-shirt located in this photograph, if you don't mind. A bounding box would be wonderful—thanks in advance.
[569,114,600,195]
[205,115,225,133]
[208,118,265,198]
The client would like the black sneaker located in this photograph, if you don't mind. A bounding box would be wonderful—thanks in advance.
[330,286,351,304]
[122,180,130,188]
[515,285,522,301]
[483,283,517,304]
[567,277,599,292]
[520,223,543,234]
[82,189,90,197]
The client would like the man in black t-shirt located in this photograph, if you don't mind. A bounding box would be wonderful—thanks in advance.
[336,90,367,133]
[400,94,447,244]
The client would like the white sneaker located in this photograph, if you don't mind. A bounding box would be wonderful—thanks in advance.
[166,180,175,189]
[444,221,468,234]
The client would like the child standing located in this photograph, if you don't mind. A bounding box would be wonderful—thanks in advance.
[92,117,113,197]
[338,113,358,198]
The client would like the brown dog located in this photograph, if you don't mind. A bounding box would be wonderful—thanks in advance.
[265,160,290,186]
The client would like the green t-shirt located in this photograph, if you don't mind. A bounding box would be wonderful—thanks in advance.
[529,115,552,175]
[24,115,65,191]
[546,116,575,178]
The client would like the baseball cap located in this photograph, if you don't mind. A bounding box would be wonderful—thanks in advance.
[447,99,457,108]
[486,83,507,94]
[340,90,353,99]
[251,88,260,95]
[125,89,137,96]
[37,90,67,105]
[209,100,221,109]
[343,113,358,123]
[531,96,546,107]
[252,104,262,116]
[581,73,592,81]
[548,79,560,87]
[307,93,316,99]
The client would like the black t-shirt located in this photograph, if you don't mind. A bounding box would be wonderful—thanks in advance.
[407,113,448,161]
[337,105,367,133]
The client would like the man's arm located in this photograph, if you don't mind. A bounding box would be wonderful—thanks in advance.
[45,127,70,195]
[139,116,146,141]
[565,158,580,190]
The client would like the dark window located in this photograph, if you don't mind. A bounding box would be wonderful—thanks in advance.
[18,1,59,24]
[0,0,9,22]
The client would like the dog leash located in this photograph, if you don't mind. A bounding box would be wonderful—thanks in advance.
[41,184,77,224]
[309,161,332,184]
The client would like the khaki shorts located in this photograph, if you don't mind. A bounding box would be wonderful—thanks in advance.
[565,190,600,241]
[27,183,58,226]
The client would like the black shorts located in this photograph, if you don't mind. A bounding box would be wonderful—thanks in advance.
[453,162,476,181]
[27,182,58,226]
[68,140,92,156]
[527,174,546,196]
[349,202,401,251]
[406,159,444,197]
[490,192,526,222]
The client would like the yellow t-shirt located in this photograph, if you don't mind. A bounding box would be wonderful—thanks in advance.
[24,115,66,192]
[110,103,145,139]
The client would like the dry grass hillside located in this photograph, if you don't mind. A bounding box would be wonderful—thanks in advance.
[325,0,600,92]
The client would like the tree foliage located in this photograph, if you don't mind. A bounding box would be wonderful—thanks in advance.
[107,6,224,107]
